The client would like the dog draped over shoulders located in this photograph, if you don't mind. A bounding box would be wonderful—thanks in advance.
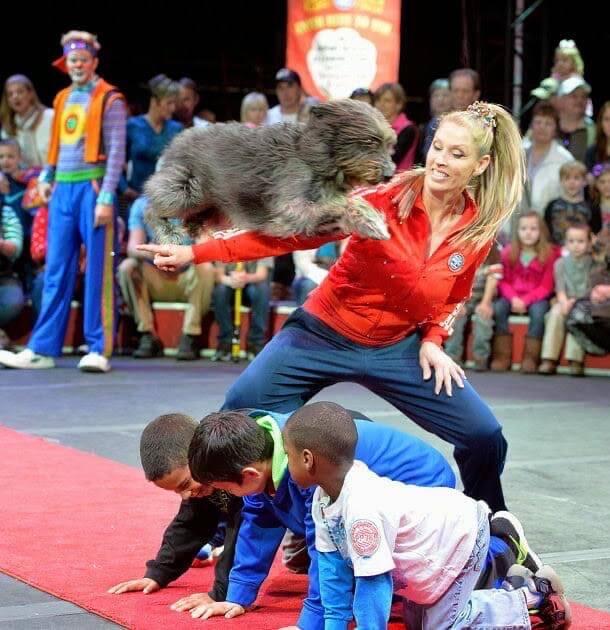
[144,99,397,243]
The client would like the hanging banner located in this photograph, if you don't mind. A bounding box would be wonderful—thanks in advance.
[286,0,401,101]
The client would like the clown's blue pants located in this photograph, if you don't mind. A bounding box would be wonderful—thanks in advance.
[28,180,117,357]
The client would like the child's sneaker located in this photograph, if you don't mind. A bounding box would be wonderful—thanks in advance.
[504,564,572,629]
[490,510,542,573]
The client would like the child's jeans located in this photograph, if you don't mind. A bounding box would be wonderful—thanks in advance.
[493,297,550,339]
[403,502,531,629]
[444,300,494,362]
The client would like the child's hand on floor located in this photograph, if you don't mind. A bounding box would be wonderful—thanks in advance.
[107,577,160,594]
[170,592,214,612]
[189,600,246,619]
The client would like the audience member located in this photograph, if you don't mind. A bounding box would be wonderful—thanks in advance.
[374,82,418,171]
[544,161,600,246]
[522,102,573,216]
[585,101,610,174]
[449,68,481,111]
[0,202,24,350]
[491,212,560,373]
[175,77,210,129]
[123,74,182,202]
[118,196,214,360]
[557,77,595,162]
[292,243,339,306]
[591,163,610,230]
[419,78,451,161]
[0,74,54,169]
[211,257,273,361]
[240,92,268,127]
[349,87,374,106]
[539,224,593,376]
[266,68,302,124]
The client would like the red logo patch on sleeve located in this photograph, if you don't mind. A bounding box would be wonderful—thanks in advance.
[349,519,381,556]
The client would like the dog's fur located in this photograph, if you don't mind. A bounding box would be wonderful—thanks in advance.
[144,99,397,243]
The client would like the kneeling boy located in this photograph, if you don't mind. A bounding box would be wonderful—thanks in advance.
[284,406,571,629]
[108,414,242,613]
[184,403,459,627]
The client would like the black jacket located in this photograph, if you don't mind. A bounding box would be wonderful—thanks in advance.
[144,491,242,601]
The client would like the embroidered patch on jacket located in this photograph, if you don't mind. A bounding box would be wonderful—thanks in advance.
[350,519,381,556]
[448,252,465,272]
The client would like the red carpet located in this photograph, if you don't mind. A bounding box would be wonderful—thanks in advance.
[0,425,608,629]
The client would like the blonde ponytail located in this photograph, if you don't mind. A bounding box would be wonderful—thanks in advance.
[391,103,525,251]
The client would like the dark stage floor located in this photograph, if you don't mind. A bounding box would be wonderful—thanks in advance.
[1,357,609,628]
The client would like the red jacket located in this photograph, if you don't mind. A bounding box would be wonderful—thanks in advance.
[497,244,560,306]
[192,184,491,346]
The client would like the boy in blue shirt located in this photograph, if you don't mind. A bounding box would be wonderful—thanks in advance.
[184,403,531,629]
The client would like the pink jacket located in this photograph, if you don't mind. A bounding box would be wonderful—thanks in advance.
[392,113,418,172]
[498,244,560,306]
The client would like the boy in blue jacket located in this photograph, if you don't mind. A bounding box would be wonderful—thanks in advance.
[184,403,528,629]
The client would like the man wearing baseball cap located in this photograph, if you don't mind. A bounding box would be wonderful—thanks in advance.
[266,68,303,125]
[557,76,595,162]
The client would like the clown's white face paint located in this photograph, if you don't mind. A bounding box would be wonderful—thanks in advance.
[66,51,98,86]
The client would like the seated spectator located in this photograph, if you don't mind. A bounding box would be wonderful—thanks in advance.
[118,196,214,360]
[266,68,302,125]
[123,75,183,202]
[419,78,451,162]
[539,224,593,376]
[491,212,560,374]
[444,246,501,371]
[585,101,610,174]
[591,163,610,229]
[522,102,574,215]
[349,88,374,106]
[449,68,481,111]
[544,161,601,246]
[0,74,54,169]
[0,203,24,349]
[240,92,269,128]
[557,77,595,162]
[211,258,273,361]
[292,243,339,306]
[374,82,418,172]
[175,77,210,129]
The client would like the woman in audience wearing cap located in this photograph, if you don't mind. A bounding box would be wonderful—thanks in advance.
[557,76,595,162]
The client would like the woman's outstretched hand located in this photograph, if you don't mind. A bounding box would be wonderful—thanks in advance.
[419,341,466,396]
[136,243,194,271]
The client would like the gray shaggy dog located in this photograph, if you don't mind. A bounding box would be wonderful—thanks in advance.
[144,99,396,243]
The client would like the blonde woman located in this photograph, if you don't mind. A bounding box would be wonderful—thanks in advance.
[0,74,54,168]
[240,92,268,128]
[139,102,525,512]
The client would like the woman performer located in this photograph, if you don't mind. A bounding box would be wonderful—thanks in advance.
[139,102,524,512]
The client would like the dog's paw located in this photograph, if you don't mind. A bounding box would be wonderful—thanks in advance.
[343,199,390,240]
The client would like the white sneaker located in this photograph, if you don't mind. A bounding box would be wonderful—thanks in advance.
[77,352,111,373]
[0,348,55,369]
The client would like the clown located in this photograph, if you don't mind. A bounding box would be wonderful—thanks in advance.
[0,31,126,372]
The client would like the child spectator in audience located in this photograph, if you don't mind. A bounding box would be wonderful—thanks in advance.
[539,224,593,376]
[107,413,242,612]
[211,257,273,361]
[585,101,610,174]
[0,202,24,349]
[444,245,501,371]
[491,211,560,373]
[240,92,269,128]
[590,163,610,230]
[283,406,570,630]
[544,161,600,246]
